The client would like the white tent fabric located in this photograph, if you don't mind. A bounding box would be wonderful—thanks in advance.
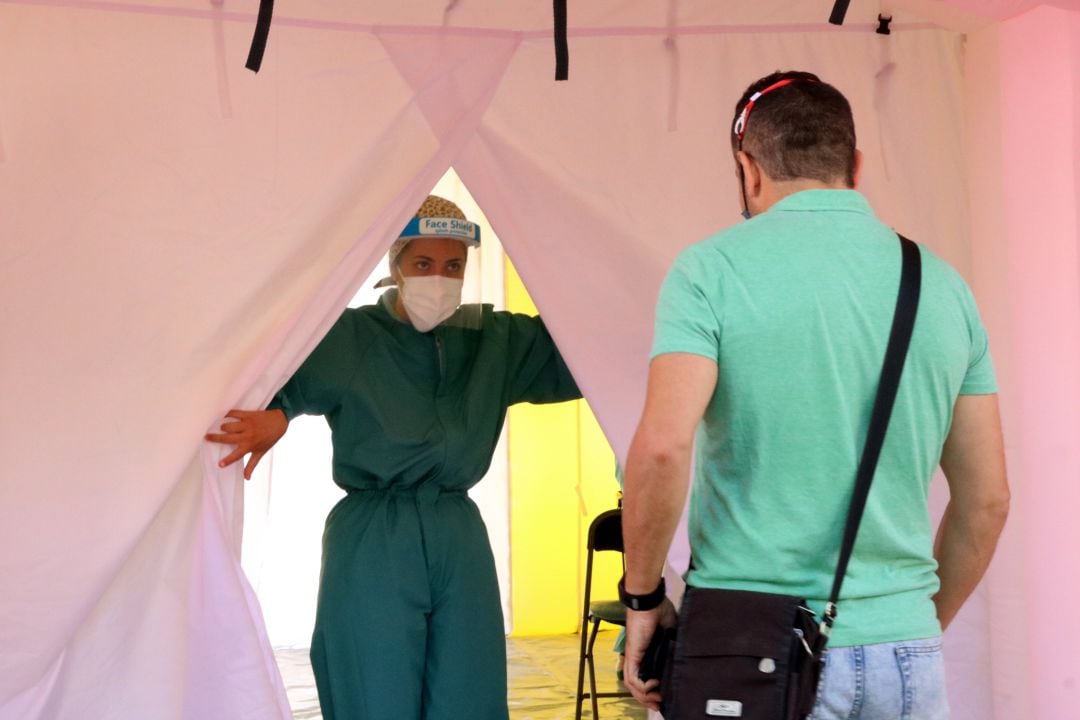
[1,1,1077,718]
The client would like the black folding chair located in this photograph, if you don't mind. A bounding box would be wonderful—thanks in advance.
[575,508,632,719]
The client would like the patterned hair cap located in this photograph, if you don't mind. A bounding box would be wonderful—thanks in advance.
[415,195,467,221]
[376,196,477,287]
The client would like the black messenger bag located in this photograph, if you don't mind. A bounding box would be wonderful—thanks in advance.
[660,589,824,719]
[655,235,922,720]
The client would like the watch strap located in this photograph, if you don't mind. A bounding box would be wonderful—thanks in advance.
[619,575,666,611]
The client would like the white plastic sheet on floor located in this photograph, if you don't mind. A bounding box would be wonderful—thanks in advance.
[1,1,1077,718]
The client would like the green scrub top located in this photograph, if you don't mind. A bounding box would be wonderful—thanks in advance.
[267,290,580,720]
[269,290,580,491]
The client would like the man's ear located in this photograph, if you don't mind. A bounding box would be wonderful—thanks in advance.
[736,151,762,198]
[851,149,864,188]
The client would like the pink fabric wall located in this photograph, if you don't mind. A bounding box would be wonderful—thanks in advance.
[966,6,1080,717]
[1,2,1077,718]
[938,0,1079,20]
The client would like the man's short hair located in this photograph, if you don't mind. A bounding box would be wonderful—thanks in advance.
[731,71,857,187]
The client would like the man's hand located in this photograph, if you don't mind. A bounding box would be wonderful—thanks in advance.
[623,597,677,711]
[205,409,288,480]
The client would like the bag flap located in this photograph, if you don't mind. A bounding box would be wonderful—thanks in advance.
[677,588,806,658]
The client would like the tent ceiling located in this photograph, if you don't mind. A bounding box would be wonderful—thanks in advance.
[893,0,1079,30]
[4,0,1073,35]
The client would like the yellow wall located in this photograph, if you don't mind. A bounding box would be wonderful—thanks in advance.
[505,259,624,636]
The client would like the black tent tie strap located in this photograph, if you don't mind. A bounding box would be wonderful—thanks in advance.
[245,0,275,73]
[822,234,922,634]
[829,0,852,25]
[442,0,461,25]
[554,0,568,80]
[664,0,679,131]
[245,1,564,78]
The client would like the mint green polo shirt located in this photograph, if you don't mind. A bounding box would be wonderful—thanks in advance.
[652,190,996,647]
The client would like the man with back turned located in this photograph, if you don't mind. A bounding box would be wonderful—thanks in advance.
[621,71,1009,719]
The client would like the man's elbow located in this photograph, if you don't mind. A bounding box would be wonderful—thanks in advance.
[966,480,1011,527]
[631,428,693,469]
[987,484,1011,525]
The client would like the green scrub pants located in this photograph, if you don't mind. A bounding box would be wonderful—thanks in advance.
[310,485,508,720]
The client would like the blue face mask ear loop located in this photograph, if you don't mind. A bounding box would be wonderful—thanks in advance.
[737,135,751,220]
[738,166,751,220]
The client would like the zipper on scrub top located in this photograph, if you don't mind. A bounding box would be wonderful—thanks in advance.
[434,335,445,378]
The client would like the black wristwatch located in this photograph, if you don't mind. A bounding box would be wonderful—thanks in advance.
[618,575,666,611]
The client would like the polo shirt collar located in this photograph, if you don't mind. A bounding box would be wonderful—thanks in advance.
[769,189,872,216]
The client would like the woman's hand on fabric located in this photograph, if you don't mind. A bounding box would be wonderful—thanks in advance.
[623,597,677,711]
[205,409,288,480]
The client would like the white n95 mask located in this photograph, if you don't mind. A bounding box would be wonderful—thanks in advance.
[400,276,463,332]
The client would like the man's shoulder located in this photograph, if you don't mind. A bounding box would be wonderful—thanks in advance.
[916,244,966,282]
[911,244,979,307]
[677,210,801,261]
[672,225,749,273]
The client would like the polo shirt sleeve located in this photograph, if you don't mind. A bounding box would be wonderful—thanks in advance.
[959,285,998,395]
[650,249,722,362]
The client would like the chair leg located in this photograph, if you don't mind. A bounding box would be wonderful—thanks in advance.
[575,611,591,720]
[587,618,603,718]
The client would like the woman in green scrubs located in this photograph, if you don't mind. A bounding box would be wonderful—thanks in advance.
[207,196,580,720]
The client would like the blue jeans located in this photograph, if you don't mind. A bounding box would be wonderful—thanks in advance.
[808,637,949,720]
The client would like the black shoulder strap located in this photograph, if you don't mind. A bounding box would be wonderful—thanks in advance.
[822,234,921,634]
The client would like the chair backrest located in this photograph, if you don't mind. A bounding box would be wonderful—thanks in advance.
[580,509,625,635]
[588,508,622,553]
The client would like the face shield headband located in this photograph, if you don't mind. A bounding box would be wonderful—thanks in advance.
[373,215,482,289]
[397,216,481,246]
[733,78,804,219]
